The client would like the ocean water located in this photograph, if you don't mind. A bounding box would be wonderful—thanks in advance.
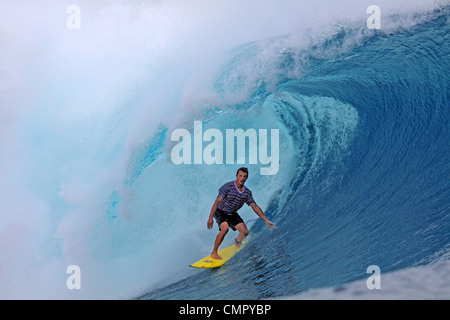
[0,0,448,299]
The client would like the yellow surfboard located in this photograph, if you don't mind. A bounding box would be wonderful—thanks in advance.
[189,242,243,268]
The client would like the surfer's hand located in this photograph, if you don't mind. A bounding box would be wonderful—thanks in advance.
[207,217,214,229]
[266,220,276,230]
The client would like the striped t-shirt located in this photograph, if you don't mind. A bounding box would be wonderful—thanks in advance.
[218,181,255,214]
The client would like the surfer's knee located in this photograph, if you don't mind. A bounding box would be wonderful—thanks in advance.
[220,222,229,233]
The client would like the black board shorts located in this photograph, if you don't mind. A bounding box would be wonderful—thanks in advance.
[214,208,244,231]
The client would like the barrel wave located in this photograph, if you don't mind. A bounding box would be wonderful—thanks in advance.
[140,7,449,299]
[0,1,448,299]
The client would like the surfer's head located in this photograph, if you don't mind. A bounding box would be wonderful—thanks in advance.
[236,167,248,177]
[236,167,249,186]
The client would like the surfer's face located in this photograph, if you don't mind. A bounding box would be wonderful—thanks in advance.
[236,171,248,186]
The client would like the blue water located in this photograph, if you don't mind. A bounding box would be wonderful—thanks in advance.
[0,1,448,299]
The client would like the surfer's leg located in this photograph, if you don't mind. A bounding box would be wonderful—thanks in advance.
[211,222,229,260]
[235,222,249,245]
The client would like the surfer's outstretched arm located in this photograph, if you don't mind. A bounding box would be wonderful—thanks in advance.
[250,203,276,229]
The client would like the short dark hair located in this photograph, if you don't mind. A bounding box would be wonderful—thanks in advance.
[236,167,249,176]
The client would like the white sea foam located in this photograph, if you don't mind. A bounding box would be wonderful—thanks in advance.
[282,261,450,300]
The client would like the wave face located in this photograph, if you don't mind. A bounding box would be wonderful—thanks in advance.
[0,1,448,299]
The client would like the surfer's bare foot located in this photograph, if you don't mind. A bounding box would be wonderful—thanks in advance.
[211,252,222,260]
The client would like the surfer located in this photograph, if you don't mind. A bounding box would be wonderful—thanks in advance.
[207,167,276,260]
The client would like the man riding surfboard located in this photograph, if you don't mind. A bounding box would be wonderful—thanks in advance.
[207,167,276,260]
